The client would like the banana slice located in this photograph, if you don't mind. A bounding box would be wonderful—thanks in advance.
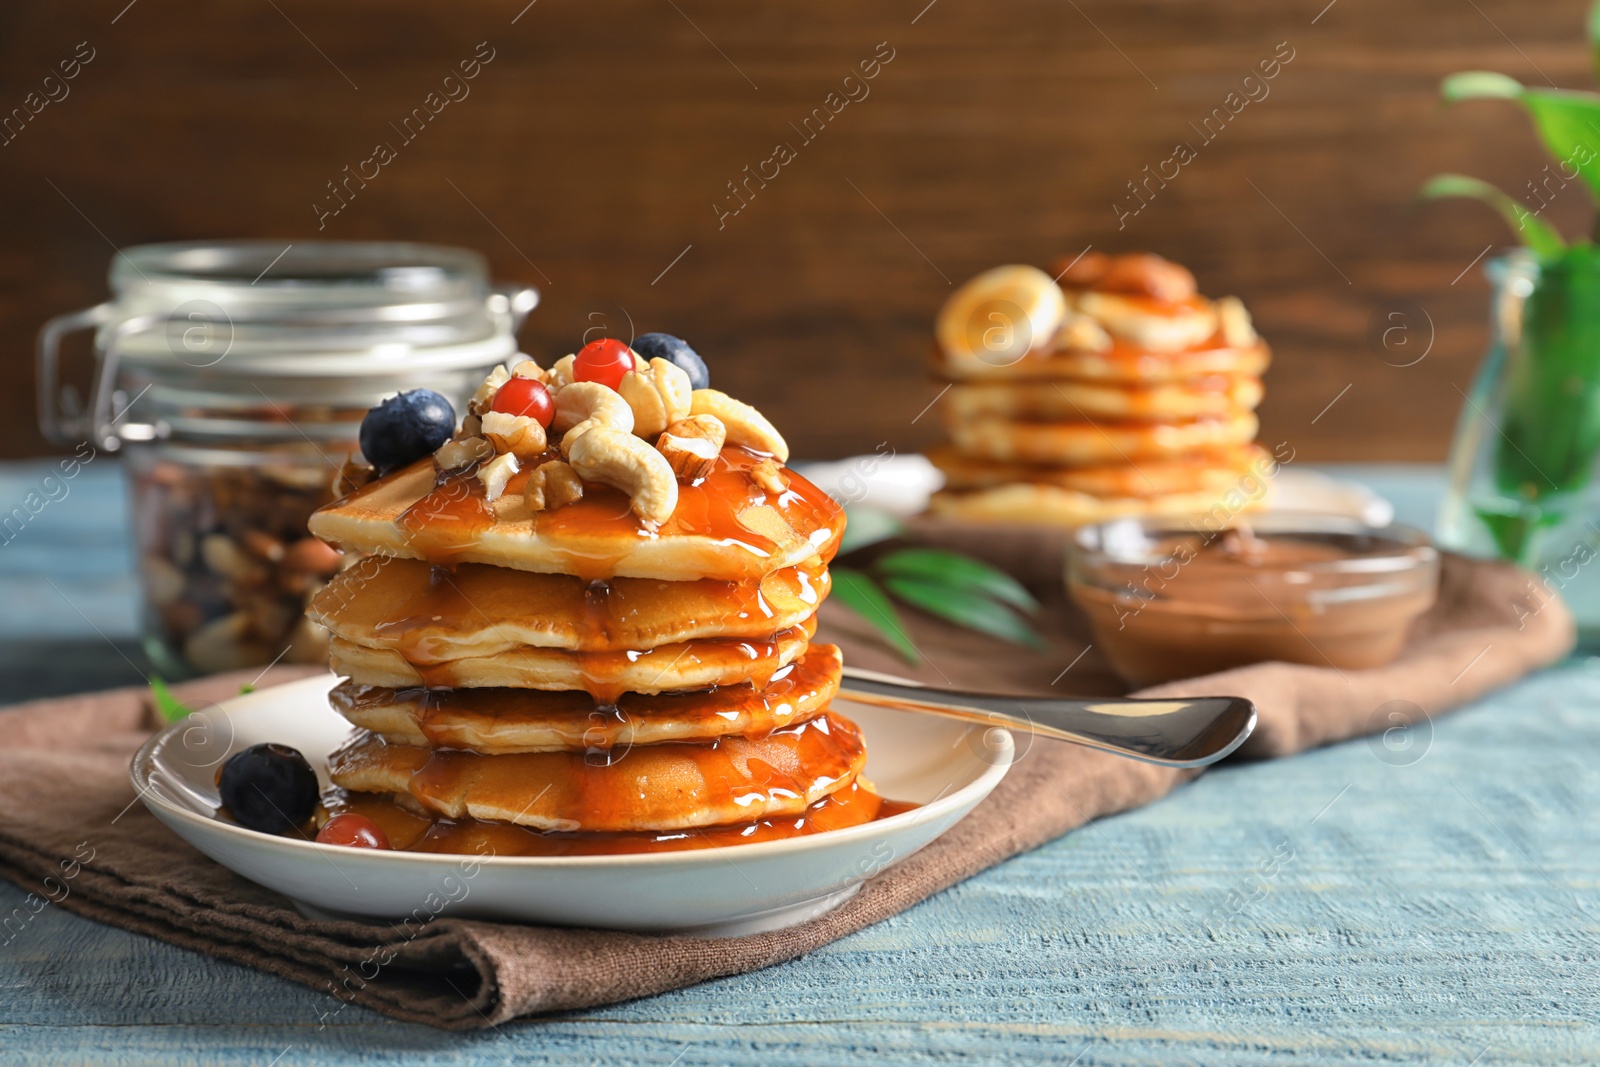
[936,265,1066,372]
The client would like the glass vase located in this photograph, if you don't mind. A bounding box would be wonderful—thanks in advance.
[1437,248,1600,650]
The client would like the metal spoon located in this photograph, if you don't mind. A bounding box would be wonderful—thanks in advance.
[839,667,1257,768]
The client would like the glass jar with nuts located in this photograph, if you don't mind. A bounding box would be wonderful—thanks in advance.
[37,242,537,678]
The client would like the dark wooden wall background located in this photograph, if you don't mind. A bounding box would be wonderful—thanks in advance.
[1,0,1593,461]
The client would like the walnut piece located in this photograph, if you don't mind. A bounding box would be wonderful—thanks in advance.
[657,415,725,483]
[525,459,585,511]
[749,458,789,495]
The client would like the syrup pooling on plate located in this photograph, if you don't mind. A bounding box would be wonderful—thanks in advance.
[326,779,917,857]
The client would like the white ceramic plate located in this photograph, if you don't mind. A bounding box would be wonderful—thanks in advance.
[793,454,1394,526]
[131,674,1011,936]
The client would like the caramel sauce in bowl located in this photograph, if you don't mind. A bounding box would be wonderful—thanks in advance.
[1068,513,1440,687]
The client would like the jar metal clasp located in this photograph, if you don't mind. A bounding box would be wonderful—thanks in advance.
[37,305,166,451]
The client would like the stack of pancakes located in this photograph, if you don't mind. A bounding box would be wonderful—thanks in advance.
[305,369,877,856]
[926,252,1273,525]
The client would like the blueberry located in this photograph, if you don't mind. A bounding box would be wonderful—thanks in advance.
[359,389,456,474]
[632,333,709,391]
[218,743,319,834]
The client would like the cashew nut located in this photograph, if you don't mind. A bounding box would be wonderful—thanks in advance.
[510,358,549,383]
[566,427,679,524]
[481,410,549,459]
[552,381,635,450]
[547,354,577,390]
[468,366,512,416]
[476,451,520,502]
[618,358,693,438]
[689,389,788,462]
[435,435,494,472]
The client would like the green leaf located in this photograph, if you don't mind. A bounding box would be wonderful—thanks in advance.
[1519,89,1600,203]
[150,676,195,724]
[238,683,256,695]
[1441,71,1524,102]
[881,574,1045,649]
[830,567,921,664]
[839,505,903,554]
[1421,174,1567,257]
[1441,71,1600,207]
[874,548,1039,613]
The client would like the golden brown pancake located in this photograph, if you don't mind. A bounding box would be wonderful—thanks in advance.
[329,644,843,753]
[328,618,816,698]
[327,711,867,832]
[327,779,891,855]
[1065,290,1219,351]
[944,376,1263,423]
[948,411,1259,466]
[308,446,845,583]
[928,444,1269,497]
[932,337,1271,384]
[928,479,1271,526]
[310,554,828,660]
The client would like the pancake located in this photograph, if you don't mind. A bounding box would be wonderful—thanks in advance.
[928,478,1271,526]
[327,711,867,832]
[927,444,1270,497]
[932,337,1271,383]
[948,411,1259,466]
[328,644,843,753]
[328,617,816,697]
[308,446,844,583]
[944,376,1263,423]
[310,554,828,660]
[1065,290,1218,352]
[326,779,891,855]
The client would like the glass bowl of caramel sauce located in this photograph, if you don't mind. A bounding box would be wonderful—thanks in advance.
[1067,513,1440,687]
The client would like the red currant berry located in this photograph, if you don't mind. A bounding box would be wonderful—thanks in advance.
[573,339,637,391]
[490,377,554,427]
[316,813,392,850]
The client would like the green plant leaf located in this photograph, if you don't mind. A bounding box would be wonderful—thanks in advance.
[874,548,1039,613]
[1442,72,1600,207]
[1519,90,1600,203]
[839,505,903,554]
[1441,71,1524,102]
[881,574,1045,649]
[150,676,194,724]
[1421,174,1567,257]
[830,566,921,664]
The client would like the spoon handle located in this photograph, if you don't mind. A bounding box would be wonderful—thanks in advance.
[838,667,1257,768]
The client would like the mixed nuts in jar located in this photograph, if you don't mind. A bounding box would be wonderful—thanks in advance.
[129,446,351,675]
[38,241,536,678]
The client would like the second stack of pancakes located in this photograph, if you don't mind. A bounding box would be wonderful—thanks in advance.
[305,353,877,855]
[926,252,1273,525]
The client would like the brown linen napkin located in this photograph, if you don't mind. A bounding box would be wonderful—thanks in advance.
[0,529,1573,1029]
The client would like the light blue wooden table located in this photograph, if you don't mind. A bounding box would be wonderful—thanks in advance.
[2,462,1596,1066]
